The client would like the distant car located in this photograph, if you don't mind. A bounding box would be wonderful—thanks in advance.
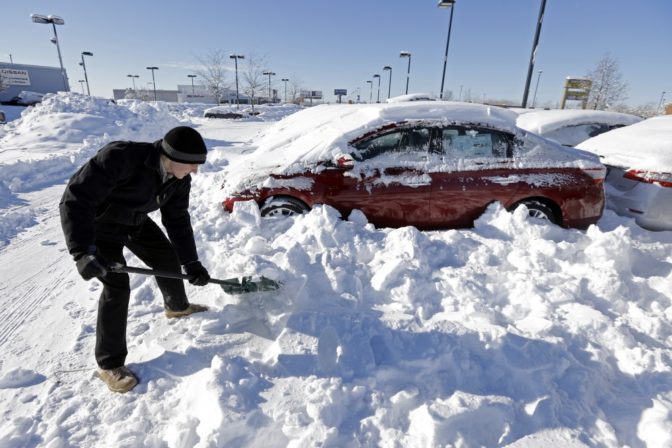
[222,102,606,230]
[577,115,672,231]
[386,93,436,103]
[204,106,253,119]
[516,109,641,147]
[9,91,45,106]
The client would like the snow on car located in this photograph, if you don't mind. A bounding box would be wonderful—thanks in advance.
[516,108,642,147]
[577,115,672,231]
[222,101,606,229]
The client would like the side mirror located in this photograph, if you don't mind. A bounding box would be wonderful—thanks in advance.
[335,154,355,170]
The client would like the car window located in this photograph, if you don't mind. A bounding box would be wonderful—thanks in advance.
[355,128,433,160]
[441,127,512,159]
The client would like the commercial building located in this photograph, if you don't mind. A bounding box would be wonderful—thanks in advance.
[0,62,68,103]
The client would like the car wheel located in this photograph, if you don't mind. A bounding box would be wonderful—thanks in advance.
[513,200,558,224]
[260,197,310,217]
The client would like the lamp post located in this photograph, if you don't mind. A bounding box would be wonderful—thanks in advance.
[521,0,547,108]
[187,74,197,96]
[531,69,543,108]
[262,71,276,104]
[400,51,412,94]
[438,0,456,100]
[31,14,69,91]
[383,66,392,100]
[366,80,373,104]
[281,78,289,103]
[373,74,381,103]
[229,54,244,109]
[146,66,158,101]
[80,51,93,95]
[78,80,85,93]
[127,74,139,90]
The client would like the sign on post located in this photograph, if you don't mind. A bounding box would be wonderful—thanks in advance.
[0,69,31,86]
[334,89,347,103]
[561,77,592,109]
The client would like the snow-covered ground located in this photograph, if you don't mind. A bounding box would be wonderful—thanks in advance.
[0,93,671,447]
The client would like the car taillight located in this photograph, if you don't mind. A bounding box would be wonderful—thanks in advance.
[582,166,607,184]
[624,170,672,188]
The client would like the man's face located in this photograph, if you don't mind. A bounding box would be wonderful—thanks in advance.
[167,160,199,179]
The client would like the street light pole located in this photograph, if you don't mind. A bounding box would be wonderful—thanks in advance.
[383,66,392,100]
[400,51,412,95]
[187,74,197,96]
[522,0,547,108]
[373,74,381,103]
[229,54,244,109]
[367,80,373,104]
[531,69,543,108]
[127,74,138,90]
[438,0,456,100]
[146,66,158,101]
[281,78,289,103]
[80,51,93,95]
[262,71,276,104]
[31,14,69,91]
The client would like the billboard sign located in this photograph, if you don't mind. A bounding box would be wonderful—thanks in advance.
[334,89,347,96]
[1,68,31,86]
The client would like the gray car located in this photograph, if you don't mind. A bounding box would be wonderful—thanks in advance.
[577,115,672,231]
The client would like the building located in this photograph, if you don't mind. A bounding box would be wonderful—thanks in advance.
[0,62,68,103]
[112,88,178,102]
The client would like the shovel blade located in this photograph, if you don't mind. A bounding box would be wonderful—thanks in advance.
[219,276,281,294]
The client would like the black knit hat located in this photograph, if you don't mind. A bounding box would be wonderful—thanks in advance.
[161,126,207,164]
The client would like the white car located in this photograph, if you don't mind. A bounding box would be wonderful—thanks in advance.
[577,115,672,231]
[516,109,641,147]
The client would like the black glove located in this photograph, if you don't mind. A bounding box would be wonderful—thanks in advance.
[184,261,210,286]
[75,254,109,281]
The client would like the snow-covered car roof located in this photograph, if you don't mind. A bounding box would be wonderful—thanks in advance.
[516,109,641,135]
[222,101,602,195]
[576,115,672,171]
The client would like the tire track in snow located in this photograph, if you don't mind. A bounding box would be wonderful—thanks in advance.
[0,184,73,350]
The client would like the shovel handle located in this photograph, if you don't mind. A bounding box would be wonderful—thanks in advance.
[110,264,242,287]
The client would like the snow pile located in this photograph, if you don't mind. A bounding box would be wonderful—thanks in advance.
[0,100,671,447]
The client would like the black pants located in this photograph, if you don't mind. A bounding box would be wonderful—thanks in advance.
[94,218,189,369]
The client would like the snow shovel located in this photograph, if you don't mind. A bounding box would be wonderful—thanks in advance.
[108,264,281,294]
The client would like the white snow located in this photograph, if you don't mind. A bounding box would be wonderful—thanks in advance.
[516,109,642,136]
[577,115,672,170]
[0,92,671,447]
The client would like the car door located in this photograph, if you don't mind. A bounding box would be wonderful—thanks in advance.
[320,127,433,228]
[428,125,520,228]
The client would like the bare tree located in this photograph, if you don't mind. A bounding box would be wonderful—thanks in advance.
[196,50,228,105]
[242,54,267,111]
[288,77,304,103]
[585,53,628,110]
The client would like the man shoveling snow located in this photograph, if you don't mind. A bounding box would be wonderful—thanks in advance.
[59,126,211,393]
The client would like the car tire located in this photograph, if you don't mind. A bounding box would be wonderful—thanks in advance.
[260,197,310,217]
[512,200,558,224]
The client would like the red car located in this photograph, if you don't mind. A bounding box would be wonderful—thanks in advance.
[222,102,605,230]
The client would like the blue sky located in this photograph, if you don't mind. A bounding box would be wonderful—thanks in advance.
[2,0,670,106]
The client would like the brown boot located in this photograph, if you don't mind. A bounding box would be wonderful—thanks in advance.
[97,366,139,393]
[165,303,208,319]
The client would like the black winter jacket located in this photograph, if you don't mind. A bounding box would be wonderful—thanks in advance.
[59,140,199,264]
